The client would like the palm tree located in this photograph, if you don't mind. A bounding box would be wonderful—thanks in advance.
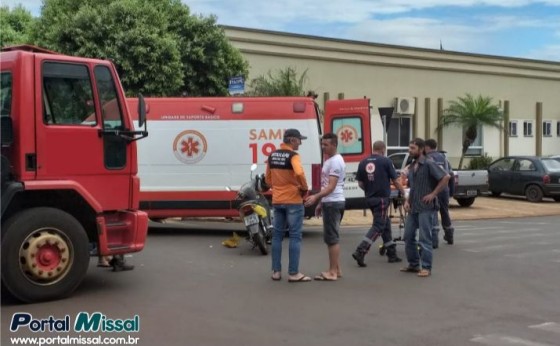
[438,94,504,169]
[248,67,309,96]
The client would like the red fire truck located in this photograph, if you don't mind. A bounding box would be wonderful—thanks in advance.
[1,45,149,303]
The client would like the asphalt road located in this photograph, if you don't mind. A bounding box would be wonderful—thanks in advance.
[2,216,560,346]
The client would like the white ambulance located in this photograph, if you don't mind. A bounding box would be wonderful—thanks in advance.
[127,97,384,219]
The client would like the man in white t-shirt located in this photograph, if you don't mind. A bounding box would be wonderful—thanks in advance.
[304,133,346,281]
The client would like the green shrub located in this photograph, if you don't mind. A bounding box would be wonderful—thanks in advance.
[467,153,493,170]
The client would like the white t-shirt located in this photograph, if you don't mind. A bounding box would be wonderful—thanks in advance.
[321,154,346,202]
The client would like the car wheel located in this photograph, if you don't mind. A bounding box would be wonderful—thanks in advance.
[525,185,543,203]
[490,191,501,197]
[457,197,475,207]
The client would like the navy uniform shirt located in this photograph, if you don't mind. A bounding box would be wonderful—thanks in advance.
[356,154,397,198]
[426,151,450,193]
[407,156,448,212]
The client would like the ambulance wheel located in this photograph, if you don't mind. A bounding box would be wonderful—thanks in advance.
[1,207,89,303]
[379,245,386,256]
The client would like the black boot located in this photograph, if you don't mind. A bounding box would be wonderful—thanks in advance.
[352,250,367,267]
[386,244,402,263]
[443,227,454,245]
[109,255,134,272]
[432,229,439,249]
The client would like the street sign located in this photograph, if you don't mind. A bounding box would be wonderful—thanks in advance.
[228,76,245,95]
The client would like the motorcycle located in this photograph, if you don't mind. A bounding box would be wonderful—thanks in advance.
[228,164,273,255]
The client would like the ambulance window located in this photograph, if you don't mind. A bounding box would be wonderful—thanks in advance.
[332,117,363,155]
[94,66,124,130]
[0,72,11,117]
[42,62,96,125]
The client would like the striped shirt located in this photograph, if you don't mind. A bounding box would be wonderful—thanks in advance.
[407,156,448,212]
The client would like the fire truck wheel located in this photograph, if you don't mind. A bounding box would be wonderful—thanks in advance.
[1,207,89,303]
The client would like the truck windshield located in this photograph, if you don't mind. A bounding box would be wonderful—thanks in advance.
[0,72,11,117]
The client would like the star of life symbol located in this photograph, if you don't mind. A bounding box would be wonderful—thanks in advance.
[336,125,358,147]
[366,162,376,181]
[173,130,208,164]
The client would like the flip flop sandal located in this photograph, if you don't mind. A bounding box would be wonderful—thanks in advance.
[400,266,420,273]
[314,273,337,281]
[288,275,312,283]
[417,269,431,277]
[271,272,282,281]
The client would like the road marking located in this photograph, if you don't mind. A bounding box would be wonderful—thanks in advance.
[458,229,541,238]
[498,221,550,225]
[505,249,560,258]
[471,334,553,346]
[464,244,519,253]
[493,229,540,234]
[528,241,553,246]
[460,234,551,248]
[460,233,548,244]
[529,322,560,334]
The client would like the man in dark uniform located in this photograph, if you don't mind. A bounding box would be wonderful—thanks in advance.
[352,140,405,267]
[425,139,455,246]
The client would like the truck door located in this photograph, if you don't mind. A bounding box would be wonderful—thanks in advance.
[324,98,371,208]
[35,60,132,210]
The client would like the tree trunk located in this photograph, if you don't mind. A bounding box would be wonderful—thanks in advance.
[458,138,471,169]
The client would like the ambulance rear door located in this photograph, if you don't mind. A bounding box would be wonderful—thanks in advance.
[324,98,371,209]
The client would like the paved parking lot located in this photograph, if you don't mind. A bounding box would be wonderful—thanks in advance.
[307,195,560,227]
[2,215,560,346]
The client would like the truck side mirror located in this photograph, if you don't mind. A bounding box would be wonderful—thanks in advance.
[1,116,13,147]
[137,94,146,128]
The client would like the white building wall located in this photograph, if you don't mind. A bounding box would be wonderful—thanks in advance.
[224,26,560,165]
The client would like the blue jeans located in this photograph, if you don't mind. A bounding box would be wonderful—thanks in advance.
[271,204,304,275]
[403,211,434,270]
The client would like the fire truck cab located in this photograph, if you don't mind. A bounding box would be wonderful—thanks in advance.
[1,45,149,302]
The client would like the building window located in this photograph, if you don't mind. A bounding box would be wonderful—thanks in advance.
[387,116,412,155]
[543,121,552,137]
[509,121,518,137]
[523,121,533,137]
[464,125,483,156]
[557,121,560,137]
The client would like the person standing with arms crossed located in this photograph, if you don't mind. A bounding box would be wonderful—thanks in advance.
[424,139,455,247]
[266,129,311,282]
[401,138,450,277]
[352,140,405,267]
[304,133,346,281]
